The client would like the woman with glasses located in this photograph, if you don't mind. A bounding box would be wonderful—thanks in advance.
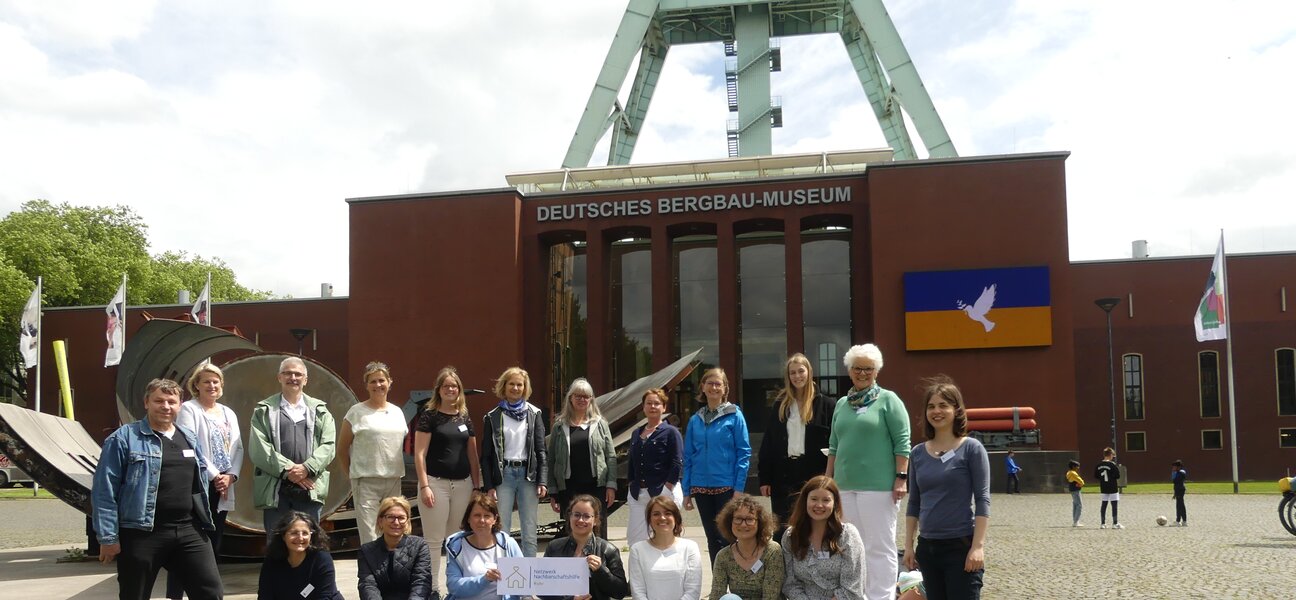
[358,496,433,600]
[626,388,684,549]
[540,494,628,600]
[826,344,911,600]
[547,378,618,537]
[414,366,482,599]
[757,353,836,539]
[258,512,344,600]
[710,495,784,600]
[682,367,751,566]
[339,362,409,545]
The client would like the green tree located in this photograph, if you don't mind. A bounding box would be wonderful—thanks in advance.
[0,200,272,402]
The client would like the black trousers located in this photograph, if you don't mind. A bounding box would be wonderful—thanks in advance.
[167,483,225,599]
[119,524,222,600]
[693,490,734,566]
[1006,473,1020,494]
[1175,493,1187,523]
[555,480,608,539]
[916,536,984,600]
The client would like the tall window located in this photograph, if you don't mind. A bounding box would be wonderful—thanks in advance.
[673,235,719,411]
[1123,353,1145,420]
[738,231,786,433]
[609,238,652,388]
[1199,351,1220,418]
[1278,348,1296,416]
[802,226,851,398]
[547,241,588,403]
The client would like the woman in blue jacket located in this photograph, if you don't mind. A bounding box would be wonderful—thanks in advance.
[445,491,523,600]
[682,367,751,565]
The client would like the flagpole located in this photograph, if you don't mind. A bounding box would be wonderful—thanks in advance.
[205,272,212,326]
[1220,231,1240,494]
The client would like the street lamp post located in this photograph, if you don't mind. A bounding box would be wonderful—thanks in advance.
[1095,298,1121,453]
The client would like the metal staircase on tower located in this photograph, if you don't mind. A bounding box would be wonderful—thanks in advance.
[563,0,957,168]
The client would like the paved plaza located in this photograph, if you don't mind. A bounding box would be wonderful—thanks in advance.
[2,492,1293,598]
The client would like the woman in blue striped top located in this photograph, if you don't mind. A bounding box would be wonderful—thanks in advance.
[902,376,990,600]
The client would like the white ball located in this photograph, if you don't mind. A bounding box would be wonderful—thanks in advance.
[1156,515,1168,526]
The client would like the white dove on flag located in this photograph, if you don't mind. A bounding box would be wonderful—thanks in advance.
[957,284,997,332]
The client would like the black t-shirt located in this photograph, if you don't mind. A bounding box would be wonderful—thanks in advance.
[1094,460,1120,494]
[156,431,201,525]
[567,424,596,488]
[415,410,475,480]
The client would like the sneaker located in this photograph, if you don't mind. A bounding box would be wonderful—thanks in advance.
[1073,522,1084,527]
[1100,524,1107,529]
[1113,523,1125,529]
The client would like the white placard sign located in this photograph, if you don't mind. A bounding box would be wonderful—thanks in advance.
[496,557,589,596]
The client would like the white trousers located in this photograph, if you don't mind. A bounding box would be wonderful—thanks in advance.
[416,476,474,593]
[840,489,899,600]
[351,477,403,545]
[625,483,683,549]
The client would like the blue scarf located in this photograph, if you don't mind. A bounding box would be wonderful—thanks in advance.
[846,385,880,409]
[500,399,529,421]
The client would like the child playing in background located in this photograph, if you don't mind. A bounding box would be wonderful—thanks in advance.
[1095,447,1123,529]
[1066,459,1084,527]
[1172,459,1188,526]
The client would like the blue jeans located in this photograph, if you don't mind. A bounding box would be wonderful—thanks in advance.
[263,490,322,539]
[1071,490,1083,524]
[916,536,984,600]
[496,465,539,556]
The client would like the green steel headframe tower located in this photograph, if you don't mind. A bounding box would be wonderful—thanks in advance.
[563,0,957,168]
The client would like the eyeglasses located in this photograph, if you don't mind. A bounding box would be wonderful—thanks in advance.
[571,394,593,400]
[849,366,877,374]
[703,381,724,388]
[570,512,595,522]
[733,516,757,526]
[382,515,408,523]
[281,371,306,378]
[440,383,460,390]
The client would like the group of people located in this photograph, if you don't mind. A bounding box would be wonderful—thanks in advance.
[1064,449,1188,529]
[91,343,993,600]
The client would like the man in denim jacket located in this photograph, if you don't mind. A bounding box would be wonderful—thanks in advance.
[92,378,222,600]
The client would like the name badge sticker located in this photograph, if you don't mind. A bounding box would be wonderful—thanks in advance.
[855,406,868,415]
[751,558,763,573]
[182,449,196,458]
[458,424,469,432]
[300,583,314,597]
[940,451,956,463]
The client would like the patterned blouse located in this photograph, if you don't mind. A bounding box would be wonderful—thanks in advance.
[710,539,785,600]
[780,522,866,600]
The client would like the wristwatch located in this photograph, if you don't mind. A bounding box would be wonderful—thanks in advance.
[895,472,908,480]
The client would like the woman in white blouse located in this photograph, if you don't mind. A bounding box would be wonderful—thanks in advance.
[628,496,701,600]
[337,361,409,544]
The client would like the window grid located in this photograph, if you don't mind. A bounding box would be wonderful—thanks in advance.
[1199,351,1220,418]
[1122,353,1145,421]
[1277,348,1296,416]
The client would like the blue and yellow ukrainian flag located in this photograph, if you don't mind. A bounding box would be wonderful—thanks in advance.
[903,266,1052,351]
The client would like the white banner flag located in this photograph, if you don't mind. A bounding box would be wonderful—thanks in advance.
[191,277,211,326]
[1193,234,1228,342]
[105,279,126,367]
[19,285,39,368]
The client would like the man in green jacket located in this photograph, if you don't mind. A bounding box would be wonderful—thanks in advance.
[248,356,336,535]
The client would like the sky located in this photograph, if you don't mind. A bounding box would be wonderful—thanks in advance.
[2,0,1294,299]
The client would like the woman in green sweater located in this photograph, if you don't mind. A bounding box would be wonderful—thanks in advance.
[825,343,911,600]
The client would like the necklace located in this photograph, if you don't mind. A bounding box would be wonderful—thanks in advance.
[734,540,758,561]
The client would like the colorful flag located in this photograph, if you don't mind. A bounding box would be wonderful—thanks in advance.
[1194,234,1228,342]
[191,276,211,326]
[19,284,40,368]
[903,266,1053,351]
[105,278,126,367]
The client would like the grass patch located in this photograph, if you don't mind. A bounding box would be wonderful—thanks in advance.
[1081,481,1277,494]
[0,487,57,499]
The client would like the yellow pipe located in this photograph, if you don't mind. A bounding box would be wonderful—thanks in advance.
[52,340,74,420]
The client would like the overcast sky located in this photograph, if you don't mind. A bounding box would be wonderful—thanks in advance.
[3,0,1294,299]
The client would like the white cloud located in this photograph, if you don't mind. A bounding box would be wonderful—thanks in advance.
[1,0,1294,301]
